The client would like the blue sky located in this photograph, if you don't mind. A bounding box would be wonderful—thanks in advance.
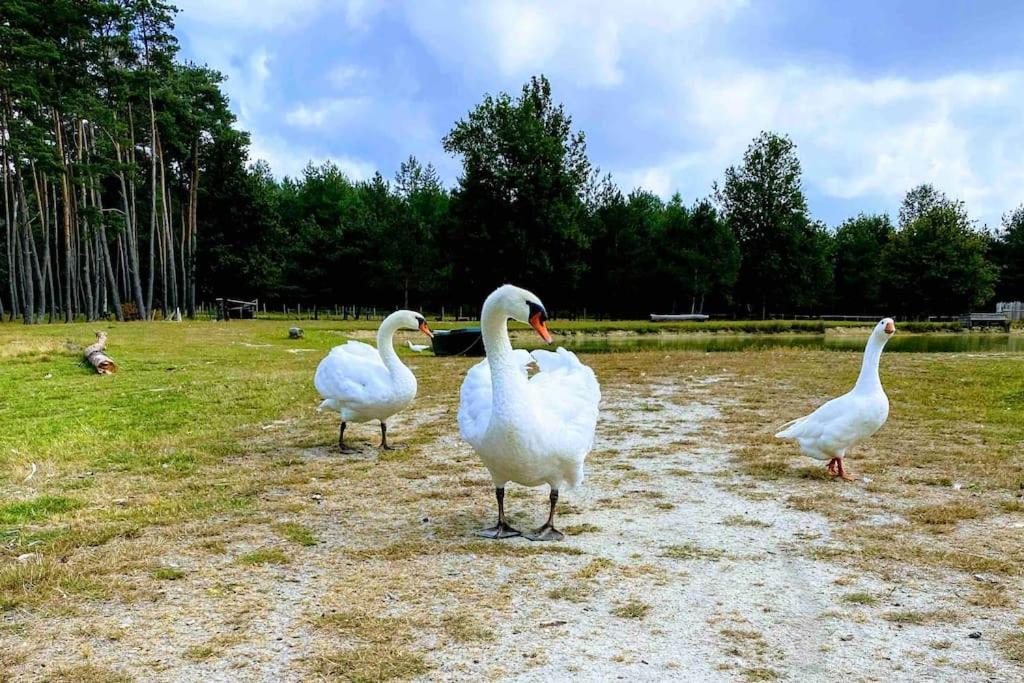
[174,0,1024,228]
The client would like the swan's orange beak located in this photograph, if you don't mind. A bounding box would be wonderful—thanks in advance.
[530,311,553,344]
[884,321,895,335]
[419,321,434,338]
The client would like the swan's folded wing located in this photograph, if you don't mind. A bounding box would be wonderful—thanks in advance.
[458,350,533,448]
[314,341,390,408]
[528,347,601,455]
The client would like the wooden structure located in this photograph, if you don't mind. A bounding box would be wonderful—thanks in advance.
[649,313,710,322]
[216,298,258,320]
[960,312,1011,331]
[997,301,1024,321]
[84,332,118,374]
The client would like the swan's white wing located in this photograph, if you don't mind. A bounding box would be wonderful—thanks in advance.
[457,349,533,449]
[314,341,390,416]
[527,347,601,461]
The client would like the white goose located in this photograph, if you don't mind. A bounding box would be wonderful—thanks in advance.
[458,285,600,540]
[775,318,896,480]
[315,310,433,451]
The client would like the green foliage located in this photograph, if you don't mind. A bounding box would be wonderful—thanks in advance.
[715,132,833,315]
[833,214,894,314]
[442,75,594,306]
[993,204,1024,302]
[883,185,997,315]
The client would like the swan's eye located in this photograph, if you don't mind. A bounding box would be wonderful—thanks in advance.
[527,301,547,322]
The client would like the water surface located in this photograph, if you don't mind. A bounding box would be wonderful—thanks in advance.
[527,333,1024,354]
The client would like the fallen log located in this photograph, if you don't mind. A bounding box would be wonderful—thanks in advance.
[84,331,118,375]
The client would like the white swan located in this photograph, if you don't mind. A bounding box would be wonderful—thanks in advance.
[315,310,433,451]
[406,340,430,352]
[458,285,600,540]
[775,318,895,480]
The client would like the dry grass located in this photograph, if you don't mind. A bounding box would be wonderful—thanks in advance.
[2,322,1024,678]
[999,631,1024,664]
[315,645,433,682]
[907,502,984,526]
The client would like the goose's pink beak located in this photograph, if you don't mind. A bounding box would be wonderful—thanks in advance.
[884,321,895,335]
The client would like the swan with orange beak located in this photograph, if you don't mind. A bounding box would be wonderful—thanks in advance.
[458,285,601,540]
[315,310,433,451]
[775,317,896,481]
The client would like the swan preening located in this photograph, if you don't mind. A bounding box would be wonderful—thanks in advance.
[775,317,895,480]
[406,340,430,352]
[458,285,601,540]
[315,310,433,451]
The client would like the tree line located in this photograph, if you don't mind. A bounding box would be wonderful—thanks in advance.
[1,0,235,323]
[2,3,1021,323]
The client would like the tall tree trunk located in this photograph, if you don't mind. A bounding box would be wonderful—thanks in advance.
[146,89,158,318]
[54,110,74,322]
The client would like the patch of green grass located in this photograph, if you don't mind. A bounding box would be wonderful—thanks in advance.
[0,495,83,524]
[562,523,601,535]
[661,542,725,561]
[236,548,290,566]
[151,567,187,581]
[742,667,779,681]
[611,600,651,619]
[274,522,318,546]
[840,592,877,605]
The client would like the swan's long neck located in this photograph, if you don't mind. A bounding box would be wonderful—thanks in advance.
[481,295,524,398]
[854,333,886,393]
[376,314,407,376]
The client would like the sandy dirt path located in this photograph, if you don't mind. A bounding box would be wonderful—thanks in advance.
[3,361,1017,682]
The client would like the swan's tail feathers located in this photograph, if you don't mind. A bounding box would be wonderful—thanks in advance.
[775,415,808,439]
[318,398,340,413]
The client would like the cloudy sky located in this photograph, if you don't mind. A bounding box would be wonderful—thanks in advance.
[174,0,1024,228]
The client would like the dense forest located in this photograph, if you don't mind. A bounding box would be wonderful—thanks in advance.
[2,1,1022,323]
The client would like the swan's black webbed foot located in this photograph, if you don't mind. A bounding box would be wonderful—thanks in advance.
[477,486,520,538]
[476,521,522,539]
[524,524,564,542]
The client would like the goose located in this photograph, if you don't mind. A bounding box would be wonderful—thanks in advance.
[458,285,600,541]
[406,340,430,353]
[775,318,895,480]
[315,310,433,451]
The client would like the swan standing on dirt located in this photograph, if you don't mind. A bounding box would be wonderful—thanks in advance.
[315,310,433,451]
[775,318,896,480]
[458,285,600,540]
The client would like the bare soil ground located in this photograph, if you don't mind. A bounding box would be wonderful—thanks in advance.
[2,350,1022,682]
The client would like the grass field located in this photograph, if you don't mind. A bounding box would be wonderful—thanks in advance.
[1,319,1022,680]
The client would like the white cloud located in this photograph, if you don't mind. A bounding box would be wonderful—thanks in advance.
[248,134,375,181]
[403,0,747,87]
[284,97,372,128]
[174,0,1024,227]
